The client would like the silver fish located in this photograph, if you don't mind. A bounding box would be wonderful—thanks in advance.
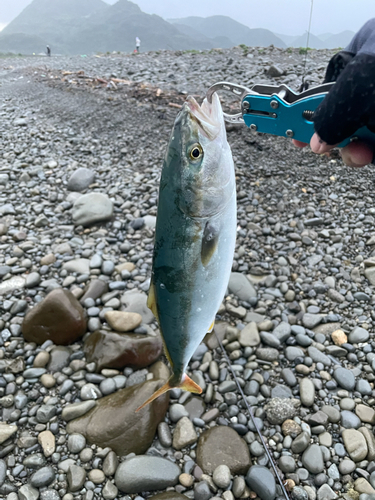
[137,92,236,411]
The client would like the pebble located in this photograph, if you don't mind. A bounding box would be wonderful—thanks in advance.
[246,465,276,500]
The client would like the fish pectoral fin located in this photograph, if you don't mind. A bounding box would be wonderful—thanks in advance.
[201,220,220,267]
[135,374,203,412]
[147,279,159,322]
[207,320,215,333]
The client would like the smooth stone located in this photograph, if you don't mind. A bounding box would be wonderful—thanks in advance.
[115,456,180,493]
[47,346,71,372]
[30,466,55,487]
[245,465,276,500]
[72,192,113,226]
[67,167,95,192]
[341,410,361,429]
[291,432,312,454]
[81,279,109,303]
[238,322,260,347]
[61,400,97,422]
[172,416,198,450]
[317,484,338,500]
[342,429,368,461]
[302,314,322,329]
[0,276,25,296]
[196,426,250,474]
[38,430,55,457]
[349,326,369,343]
[22,289,86,345]
[0,424,17,444]
[307,346,331,366]
[103,451,119,476]
[169,404,189,422]
[121,289,155,324]
[62,258,90,274]
[228,273,257,301]
[104,311,142,332]
[302,444,324,474]
[84,330,163,371]
[67,465,86,492]
[102,480,118,499]
[68,433,86,453]
[67,380,169,455]
[212,464,231,489]
[299,377,315,407]
[359,427,375,461]
[273,322,291,342]
[19,484,39,500]
[0,459,5,486]
[333,367,355,391]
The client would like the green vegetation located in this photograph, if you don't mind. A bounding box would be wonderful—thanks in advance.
[299,47,312,55]
[286,47,293,53]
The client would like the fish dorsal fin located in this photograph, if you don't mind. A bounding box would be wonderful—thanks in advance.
[147,279,159,322]
[201,220,220,267]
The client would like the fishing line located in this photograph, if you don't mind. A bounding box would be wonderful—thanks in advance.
[215,332,291,500]
[300,0,314,92]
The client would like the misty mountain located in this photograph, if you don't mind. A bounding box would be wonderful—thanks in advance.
[169,16,286,49]
[172,23,234,49]
[0,0,215,54]
[289,32,326,50]
[323,30,355,49]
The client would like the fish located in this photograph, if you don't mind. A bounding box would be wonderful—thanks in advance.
[136,92,236,412]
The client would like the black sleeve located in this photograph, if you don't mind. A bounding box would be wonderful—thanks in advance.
[314,53,375,145]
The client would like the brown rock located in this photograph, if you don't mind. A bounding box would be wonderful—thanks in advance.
[331,329,348,346]
[148,493,187,500]
[104,311,142,332]
[66,380,169,455]
[40,254,56,266]
[22,289,86,345]
[38,430,55,457]
[356,405,375,424]
[281,419,302,437]
[149,361,170,381]
[84,330,163,371]
[196,426,251,475]
[115,262,135,273]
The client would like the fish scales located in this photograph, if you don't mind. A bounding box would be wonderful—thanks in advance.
[137,93,236,411]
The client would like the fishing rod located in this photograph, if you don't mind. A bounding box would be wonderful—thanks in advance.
[215,332,291,500]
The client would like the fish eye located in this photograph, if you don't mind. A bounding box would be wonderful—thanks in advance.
[189,144,203,161]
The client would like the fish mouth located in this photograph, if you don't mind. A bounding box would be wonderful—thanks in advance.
[184,93,224,140]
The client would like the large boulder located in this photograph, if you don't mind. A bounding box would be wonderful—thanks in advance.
[22,289,86,345]
[83,330,163,371]
[66,380,169,455]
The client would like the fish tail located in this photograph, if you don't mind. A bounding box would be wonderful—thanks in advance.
[135,373,202,412]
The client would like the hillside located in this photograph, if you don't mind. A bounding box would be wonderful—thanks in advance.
[169,16,286,48]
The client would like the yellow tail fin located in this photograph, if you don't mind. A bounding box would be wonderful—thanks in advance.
[135,374,202,412]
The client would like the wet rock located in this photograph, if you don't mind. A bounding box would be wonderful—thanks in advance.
[302,444,324,474]
[84,330,163,371]
[342,429,368,461]
[246,465,276,500]
[22,289,86,345]
[67,464,86,492]
[115,455,180,493]
[228,273,257,301]
[196,426,251,474]
[66,379,169,455]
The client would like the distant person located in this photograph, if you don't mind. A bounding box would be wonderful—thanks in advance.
[135,37,141,53]
[46,45,51,57]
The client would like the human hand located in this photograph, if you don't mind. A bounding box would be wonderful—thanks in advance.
[293,134,374,168]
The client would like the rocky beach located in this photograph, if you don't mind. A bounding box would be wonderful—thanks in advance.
[0,45,375,500]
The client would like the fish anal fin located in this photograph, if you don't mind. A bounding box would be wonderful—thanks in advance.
[180,374,203,394]
[136,379,172,412]
[207,320,215,333]
[201,220,219,267]
[147,280,159,322]
[136,374,202,412]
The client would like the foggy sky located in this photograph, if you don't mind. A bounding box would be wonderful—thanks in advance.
[0,0,374,35]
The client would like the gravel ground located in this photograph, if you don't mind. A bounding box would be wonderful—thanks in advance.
[1,46,375,500]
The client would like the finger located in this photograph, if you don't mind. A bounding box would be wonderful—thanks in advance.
[340,141,374,167]
[310,133,336,154]
[292,139,308,148]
